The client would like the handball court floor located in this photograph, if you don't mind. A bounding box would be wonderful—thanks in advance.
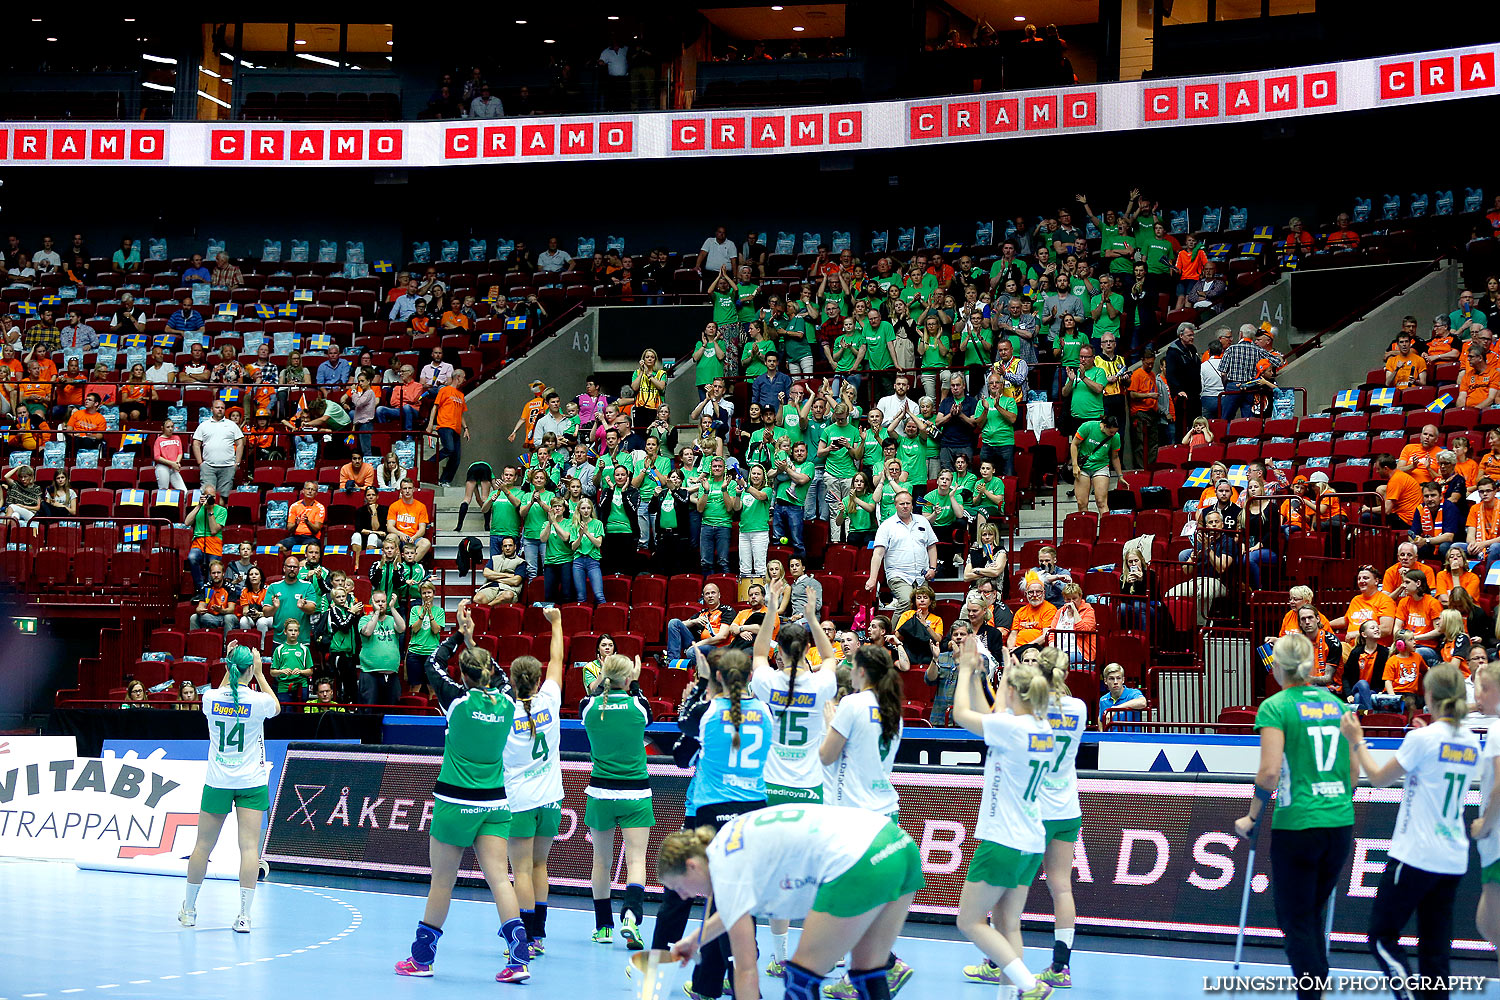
[1,860,1493,999]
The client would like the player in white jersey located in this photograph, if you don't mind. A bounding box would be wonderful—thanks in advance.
[504,608,564,957]
[951,636,1057,1000]
[1343,662,1478,997]
[659,805,924,1000]
[968,647,1088,989]
[750,583,841,977]
[818,641,912,998]
[1468,659,1500,975]
[179,642,281,933]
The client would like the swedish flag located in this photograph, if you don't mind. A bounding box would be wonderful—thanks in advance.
[1227,464,1249,487]
[1427,393,1454,412]
[308,333,333,353]
[276,303,297,318]
[1252,225,1275,240]
[942,242,962,253]
[373,260,393,273]
[124,333,148,350]
[479,328,504,343]
[256,545,279,555]
[40,294,62,307]
[154,489,182,505]
[1256,641,1276,672]
[1186,467,1213,487]
[218,387,242,405]
[216,303,239,318]
[152,334,179,351]
[118,489,146,506]
[293,289,314,303]
[98,331,119,349]
[1334,390,1360,409]
[505,315,528,331]
[121,432,145,447]
[1368,387,1396,407]
[15,301,36,316]
[256,304,275,319]
[124,524,148,543]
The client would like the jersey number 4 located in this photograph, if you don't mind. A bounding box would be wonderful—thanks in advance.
[531,731,550,761]
[215,720,245,753]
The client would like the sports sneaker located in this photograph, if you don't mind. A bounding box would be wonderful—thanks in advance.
[620,915,644,951]
[592,926,615,945]
[765,959,786,979]
[963,960,1004,985]
[232,915,251,934]
[177,905,196,928]
[495,964,531,984]
[394,958,434,977]
[682,986,717,1000]
[824,978,856,999]
[1036,966,1071,988]
[1019,984,1054,1000]
[530,938,546,957]
[887,959,914,996]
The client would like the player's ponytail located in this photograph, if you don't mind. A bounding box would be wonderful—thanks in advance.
[657,825,717,879]
[777,623,810,704]
[226,644,254,709]
[1006,661,1052,716]
[1039,646,1069,707]
[1272,632,1316,684]
[715,649,752,750]
[854,643,902,746]
[459,647,494,690]
[1426,661,1468,721]
[600,653,635,689]
[509,655,543,736]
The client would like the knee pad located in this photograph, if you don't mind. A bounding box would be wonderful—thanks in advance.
[412,920,443,965]
[783,961,826,1000]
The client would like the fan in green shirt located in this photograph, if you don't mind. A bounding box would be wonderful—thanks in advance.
[698,467,740,528]
[269,623,313,694]
[958,325,993,367]
[976,394,1018,447]
[741,327,773,379]
[970,469,1006,518]
[922,474,963,528]
[894,426,928,491]
[1068,350,1109,421]
[407,590,447,659]
[519,473,556,541]
[738,465,772,534]
[1072,419,1121,475]
[711,281,738,327]
[541,497,575,566]
[735,277,759,323]
[634,444,673,503]
[694,327,727,387]
[773,309,813,365]
[772,443,814,506]
[1089,278,1125,338]
[858,317,896,371]
[357,593,404,675]
[484,472,524,539]
[1057,324,1088,369]
[818,416,865,479]
[831,327,864,373]
[1140,223,1175,276]
[1101,230,1136,276]
[774,393,810,447]
[266,559,318,632]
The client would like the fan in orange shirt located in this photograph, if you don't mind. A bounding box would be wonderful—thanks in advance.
[426,368,470,488]
[1373,456,1421,528]
[1437,609,1471,679]
[64,393,108,452]
[386,479,433,561]
[1383,334,1427,388]
[1274,584,1333,640]
[1385,641,1426,706]
[1466,477,1500,562]
[1436,546,1481,605]
[1479,431,1500,482]
[1007,582,1057,650]
[1380,541,1436,595]
[1327,565,1396,645]
[1391,570,1443,657]
[1396,424,1441,483]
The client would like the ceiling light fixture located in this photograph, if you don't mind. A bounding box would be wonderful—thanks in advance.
[515,19,527,24]
[141,53,177,64]
[543,38,556,44]
[1013,14,1026,20]
[607,14,619,19]
[792,25,805,31]
[45,36,57,42]
[294,39,307,45]
[141,81,175,92]
[124,17,135,22]
[199,66,221,79]
[771,5,784,9]
[296,52,341,67]
[385,39,393,45]
[197,89,230,109]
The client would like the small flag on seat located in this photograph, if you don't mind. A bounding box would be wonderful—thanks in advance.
[1427,393,1454,412]
[123,332,148,350]
[276,303,298,318]
[1185,467,1213,487]
[216,302,239,318]
[479,328,505,343]
[942,242,963,253]
[373,260,393,273]
[118,489,146,506]
[1333,389,1360,409]
[152,333,179,351]
[505,315,528,331]
[293,289,314,303]
[218,386,242,405]
[1367,387,1396,408]
[40,294,62,307]
[97,331,119,349]
[15,301,36,316]
[256,303,275,319]
[308,333,332,352]
[124,524,148,543]
[121,432,145,447]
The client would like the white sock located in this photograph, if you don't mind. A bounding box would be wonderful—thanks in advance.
[1056,927,1075,948]
[1003,960,1036,993]
[184,881,202,908]
[239,887,255,918]
[771,931,788,963]
[998,985,1019,1000]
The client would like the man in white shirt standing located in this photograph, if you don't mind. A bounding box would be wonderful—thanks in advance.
[864,490,938,615]
[193,398,245,496]
[874,374,920,433]
[530,390,570,446]
[537,237,572,274]
[597,35,630,110]
[1200,341,1225,420]
[695,225,737,286]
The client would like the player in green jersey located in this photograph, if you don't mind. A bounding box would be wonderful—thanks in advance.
[395,601,532,983]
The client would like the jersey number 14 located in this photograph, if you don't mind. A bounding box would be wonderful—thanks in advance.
[215,720,245,753]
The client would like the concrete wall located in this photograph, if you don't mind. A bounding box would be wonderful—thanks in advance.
[462,311,600,473]
[1188,278,1296,353]
[1278,261,1457,414]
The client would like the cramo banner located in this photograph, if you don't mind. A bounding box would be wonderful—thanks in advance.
[0,43,1493,167]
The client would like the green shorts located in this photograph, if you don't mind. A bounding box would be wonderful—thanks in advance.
[965,840,1044,889]
[201,784,270,815]
[1044,817,1083,843]
[766,784,823,806]
[1483,859,1500,885]
[510,804,563,839]
[812,820,925,918]
[430,799,512,847]
[584,794,655,831]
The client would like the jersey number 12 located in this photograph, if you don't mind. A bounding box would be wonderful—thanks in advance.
[725,725,764,769]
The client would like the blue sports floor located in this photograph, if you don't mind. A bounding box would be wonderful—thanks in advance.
[0,859,1492,999]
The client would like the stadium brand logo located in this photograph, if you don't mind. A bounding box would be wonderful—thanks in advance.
[0,127,164,161]
[209,127,404,162]
[907,92,1098,140]
[1143,71,1338,123]
[669,111,863,151]
[1378,53,1495,100]
[444,121,634,159]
